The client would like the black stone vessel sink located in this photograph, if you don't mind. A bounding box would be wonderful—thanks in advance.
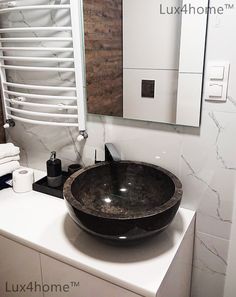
[63,161,183,243]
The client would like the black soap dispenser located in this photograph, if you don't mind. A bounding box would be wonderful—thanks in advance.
[47,151,62,188]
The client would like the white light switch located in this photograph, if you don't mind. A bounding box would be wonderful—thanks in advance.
[209,84,223,98]
[209,66,225,80]
[205,61,230,102]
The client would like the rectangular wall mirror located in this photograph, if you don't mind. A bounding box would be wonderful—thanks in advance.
[83,0,208,127]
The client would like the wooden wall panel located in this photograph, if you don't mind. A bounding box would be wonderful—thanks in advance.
[83,0,123,117]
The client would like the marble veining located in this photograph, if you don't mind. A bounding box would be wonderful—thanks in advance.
[208,111,236,171]
[191,232,229,297]
[197,235,228,271]
[181,154,232,224]
[228,96,236,107]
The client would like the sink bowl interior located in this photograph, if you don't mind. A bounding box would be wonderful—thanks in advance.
[69,162,178,219]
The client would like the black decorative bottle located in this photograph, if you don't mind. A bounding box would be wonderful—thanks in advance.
[47,151,62,188]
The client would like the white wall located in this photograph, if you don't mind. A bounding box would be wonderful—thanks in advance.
[2,1,236,296]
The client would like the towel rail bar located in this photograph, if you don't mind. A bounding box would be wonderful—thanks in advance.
[6,99,77,110]
[0,37,73,42]
[0,56,74,62]
[1,65,75,72]
[4,82,76,92]
[0,47,74,52]
[7,107,78,119]
[0,5,70,14]
[0,27,72,33]
[10,115,78,127]
[5,90,77,101]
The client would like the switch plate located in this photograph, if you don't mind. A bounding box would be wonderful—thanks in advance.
[209,66,225,80]
[205,61,230,102]
[208,84,223,98]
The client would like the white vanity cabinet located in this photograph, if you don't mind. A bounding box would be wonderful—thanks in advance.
[40,254,141,297]
[0,235,141,297]
[0,180,196,297]
[0,236,43,297]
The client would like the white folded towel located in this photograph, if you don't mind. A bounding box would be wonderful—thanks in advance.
[0,161,20,177]
[0,155,20,165]
[0,143,20,159]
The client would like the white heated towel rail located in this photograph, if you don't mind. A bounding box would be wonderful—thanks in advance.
[0,0,88,140]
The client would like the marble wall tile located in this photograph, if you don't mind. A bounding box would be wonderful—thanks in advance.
[6,114,106,170]
[104,116,184,177]
[196,166,235,240]
[180,111,236,240]
[191,232,229,297]
[7,122,78,171]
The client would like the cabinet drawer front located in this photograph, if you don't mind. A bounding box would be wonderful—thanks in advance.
[0,235,43,297]
[40,254,141,297]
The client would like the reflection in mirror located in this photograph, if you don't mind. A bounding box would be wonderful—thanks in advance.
[83,0,123,117]
[83,0,208,127]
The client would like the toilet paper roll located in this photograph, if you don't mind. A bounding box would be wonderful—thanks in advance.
[13,168,34,193]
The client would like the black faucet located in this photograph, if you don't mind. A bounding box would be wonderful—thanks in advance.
[95,143,121,163]
[105,143,121,162]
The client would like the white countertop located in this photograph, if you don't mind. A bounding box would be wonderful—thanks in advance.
[0,169,195,297]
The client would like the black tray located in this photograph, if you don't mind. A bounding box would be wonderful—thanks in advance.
[33,171,70,199]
